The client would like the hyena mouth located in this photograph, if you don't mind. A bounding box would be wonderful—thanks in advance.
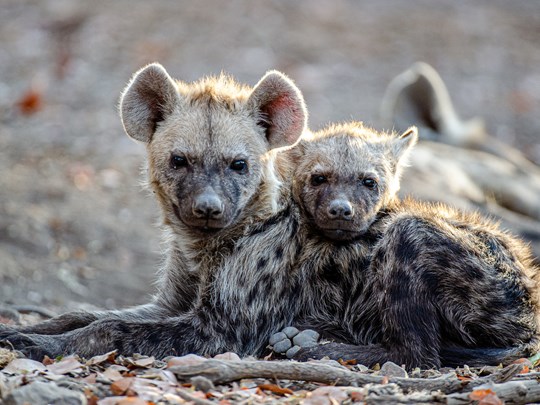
[320,228,364,241]
[172,203,227,233]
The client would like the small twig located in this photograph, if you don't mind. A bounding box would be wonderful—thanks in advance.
[175,388,214,405]
[12,305,57,319]
[490,363,525,383]
[169,359,475,394]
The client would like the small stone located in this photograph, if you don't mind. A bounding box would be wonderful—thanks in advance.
[286,345,301,358]
[273,339,292,353]
[190,376,215,393]
[269,332,287,346]
[292,330,320,348]
[379,361,408,378]
[355,364,369,372]
[2,381,86,405]
[282,326,299,338]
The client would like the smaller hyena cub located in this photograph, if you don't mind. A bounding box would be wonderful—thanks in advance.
[273,122,540,369]
[0,63,306,341]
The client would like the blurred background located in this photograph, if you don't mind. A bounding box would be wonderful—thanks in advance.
[1,0,539,312]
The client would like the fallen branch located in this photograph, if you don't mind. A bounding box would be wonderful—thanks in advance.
[169,359,475,394]
[447,379,540,405]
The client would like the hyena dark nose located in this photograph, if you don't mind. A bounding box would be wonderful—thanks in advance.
[193,192,224,219]
[327,199,354,220]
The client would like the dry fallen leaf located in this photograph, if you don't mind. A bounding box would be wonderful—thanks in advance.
[17,87,43,115]
[46,355,84,375]
[166,354,207,368]
[97,397,151,405]
[478,393,503,405]
[125,356,155,369]
[469,388,503,405]
[338,358,357,366]
[101,366,126,382]
[350,391,364,402]
[110,377,134,396]
[307,387,348,404]
[87,350,118,366]
[3,358,46,373]
[258,383,293,396]
[512,358,532,373]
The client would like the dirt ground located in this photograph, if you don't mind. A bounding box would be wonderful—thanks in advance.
[1,0,539,312]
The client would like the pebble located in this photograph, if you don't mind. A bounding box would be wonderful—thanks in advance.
[2,381,87,405]
[292,330,320,348]
[379,361,409,378]
[190,376,215,392]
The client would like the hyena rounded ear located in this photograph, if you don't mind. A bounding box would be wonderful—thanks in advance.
[392,126,419,161]
[120,63,180,143]
[248,71,308,150]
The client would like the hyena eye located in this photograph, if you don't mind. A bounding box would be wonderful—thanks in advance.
[362,178,377,189]
[311,174,327,186]
[170,155,188,169]
[230,159,248,173]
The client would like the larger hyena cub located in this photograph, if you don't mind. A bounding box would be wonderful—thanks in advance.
[274,123,540,369]
[0,63,306,337]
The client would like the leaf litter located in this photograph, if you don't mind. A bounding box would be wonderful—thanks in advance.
[1,348,540,404]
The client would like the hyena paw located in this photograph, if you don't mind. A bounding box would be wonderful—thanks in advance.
[269,327,320,359]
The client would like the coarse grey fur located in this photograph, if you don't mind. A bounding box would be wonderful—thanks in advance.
[0,63,307,336]
[277,123,540,369]
[2,123,539,371]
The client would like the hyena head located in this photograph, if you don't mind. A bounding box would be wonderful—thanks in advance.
[120,63,306,236]
[290,123,417,241]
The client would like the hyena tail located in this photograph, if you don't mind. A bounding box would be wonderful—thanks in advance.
[440,346,528,368]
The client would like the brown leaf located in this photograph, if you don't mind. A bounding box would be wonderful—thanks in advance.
[479,393,503,405]
[166,354,207,368]
[469,389,500,402]
[305,387,343,404]
[338,358,357,366]
[512,358,532,373]
[350,391,364,402]
[86,350,118,366]
[81,373,97,383]
[101,366,126,382]
[3,358,46,373]
[46,355,84,375]
[125,356,155,369]
[110,377,134,396]
[258,383,293,396]
[42,356,55,366]
[17,87,43,115]
[97,397,150,405]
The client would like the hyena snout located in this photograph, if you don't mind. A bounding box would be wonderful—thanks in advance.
[327,199,354,221]
[192,190,224,220]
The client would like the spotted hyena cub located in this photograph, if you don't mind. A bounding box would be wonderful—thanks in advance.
[0,63,307,339]
[272,122,540,369]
